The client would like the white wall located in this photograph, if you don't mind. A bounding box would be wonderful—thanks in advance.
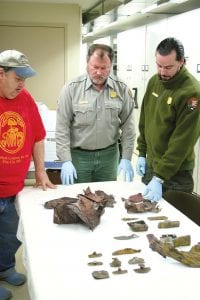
[0,2,82,109]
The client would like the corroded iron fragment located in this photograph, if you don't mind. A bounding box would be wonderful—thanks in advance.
[160,234,191,247]
[88,251,102,258]
[134,263,151,273]
[88,261,103,266]
[148,216,168,221]
[114,233,139,240]
[110,258,121,267]
[112,248,141,256]
[147,234,200,267]
[92,270,109,279]
[122,193,161,213]
[121,217,138,221]
[127,220,148,232]
[128,257,145,265]
[44,187,115,230]
[158,220,180,228]
[112,268,128,275]
[44,197,78,209]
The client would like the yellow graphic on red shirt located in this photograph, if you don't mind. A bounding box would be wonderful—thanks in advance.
[0,111,26,154]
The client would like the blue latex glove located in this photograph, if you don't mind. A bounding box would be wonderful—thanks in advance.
[117,159,134,182]
[142,176,163,202]
[136,156,146,176]
[61,161,77,185]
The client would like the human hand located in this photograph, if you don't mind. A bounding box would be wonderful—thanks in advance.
[117,159,134,182]
[34,169,56,190]
[61,161,77,185]
[142,176,163,202]
[136,156,146,176]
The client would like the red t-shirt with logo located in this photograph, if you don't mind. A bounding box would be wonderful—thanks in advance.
[0,89,46,197]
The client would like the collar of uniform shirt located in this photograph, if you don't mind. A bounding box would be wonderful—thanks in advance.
[86,74,114,91]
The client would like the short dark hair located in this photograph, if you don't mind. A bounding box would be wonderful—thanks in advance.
[87,44,114,63]
[156,37,185,62]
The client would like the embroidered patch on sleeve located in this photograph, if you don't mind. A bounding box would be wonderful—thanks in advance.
[187,97,199,111]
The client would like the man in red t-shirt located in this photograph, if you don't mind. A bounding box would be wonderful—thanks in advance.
[0,49,55,300]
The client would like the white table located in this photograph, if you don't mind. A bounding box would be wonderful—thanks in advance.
[16,181,200,300]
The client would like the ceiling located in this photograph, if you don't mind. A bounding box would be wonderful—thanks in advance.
[0,0,125,11]
[1,0,200,41]
[1,0,199,22]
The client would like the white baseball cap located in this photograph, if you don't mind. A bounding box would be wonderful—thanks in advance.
[0,49,36,78]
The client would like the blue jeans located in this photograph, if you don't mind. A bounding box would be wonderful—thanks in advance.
[0,196,21,271]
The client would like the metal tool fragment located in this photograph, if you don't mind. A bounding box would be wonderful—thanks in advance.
[112,268,128,275]
[122,193,161,213]
[134,263,151,273]
[147,234,200,267]
[148,216,168,221]
[44,187,115,230]
[112,248,141,256]
[110,258,121,267]
[88,251,102,258]
[88,261,103,266]
[127,220,148,232]
[121,217,138,221]
[128,257,145,265]
[92,270,109,279]
[114,233,139,240]
[158,220,180,228]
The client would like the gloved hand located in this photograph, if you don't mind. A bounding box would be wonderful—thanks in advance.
[61,161,77,185]
[136,156,146,176]
[142,176,163,202]
[117,159,134,182]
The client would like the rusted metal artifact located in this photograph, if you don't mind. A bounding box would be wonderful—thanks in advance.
[148,216,168,221]
[160,234,191,247]
[147,234,200,267]
[128,257,145,265]
[112,248,141,256]
[158,220,180,228]
[88,251,102,258]
[44,187,115,230]
[122,193,161,213]
[92,270,109,279]
[134,263,151,273]
[112,268,128,275]
[127,220,148,232]
[88,261,103,266]
[114,233,139,240]
[110,258,121,267]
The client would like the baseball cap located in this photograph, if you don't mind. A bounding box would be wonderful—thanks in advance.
[0,49,36,78]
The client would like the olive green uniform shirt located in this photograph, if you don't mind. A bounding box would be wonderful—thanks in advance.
[137,66,200,180]
[56,73,135,161]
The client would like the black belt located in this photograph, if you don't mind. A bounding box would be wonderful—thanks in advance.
[73,143,116,152]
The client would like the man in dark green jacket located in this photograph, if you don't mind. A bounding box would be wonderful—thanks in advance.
[136,37,200,202]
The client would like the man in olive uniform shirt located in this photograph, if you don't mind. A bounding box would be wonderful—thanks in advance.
[56,44,135,184]
[136,37,200,202]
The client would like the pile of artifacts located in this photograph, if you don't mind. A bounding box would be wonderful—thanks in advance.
[122,192,161,213]
[44,187,115,230]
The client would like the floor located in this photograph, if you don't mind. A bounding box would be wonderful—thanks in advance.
[0,246,30,300]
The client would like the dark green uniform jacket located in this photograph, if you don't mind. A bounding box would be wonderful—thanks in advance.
[137,66,200,181]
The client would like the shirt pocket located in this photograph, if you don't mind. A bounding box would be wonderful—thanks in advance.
[105,100,122,126]
[73,104,94,126]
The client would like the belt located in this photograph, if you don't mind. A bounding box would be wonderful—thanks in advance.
[73,143,116,152]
